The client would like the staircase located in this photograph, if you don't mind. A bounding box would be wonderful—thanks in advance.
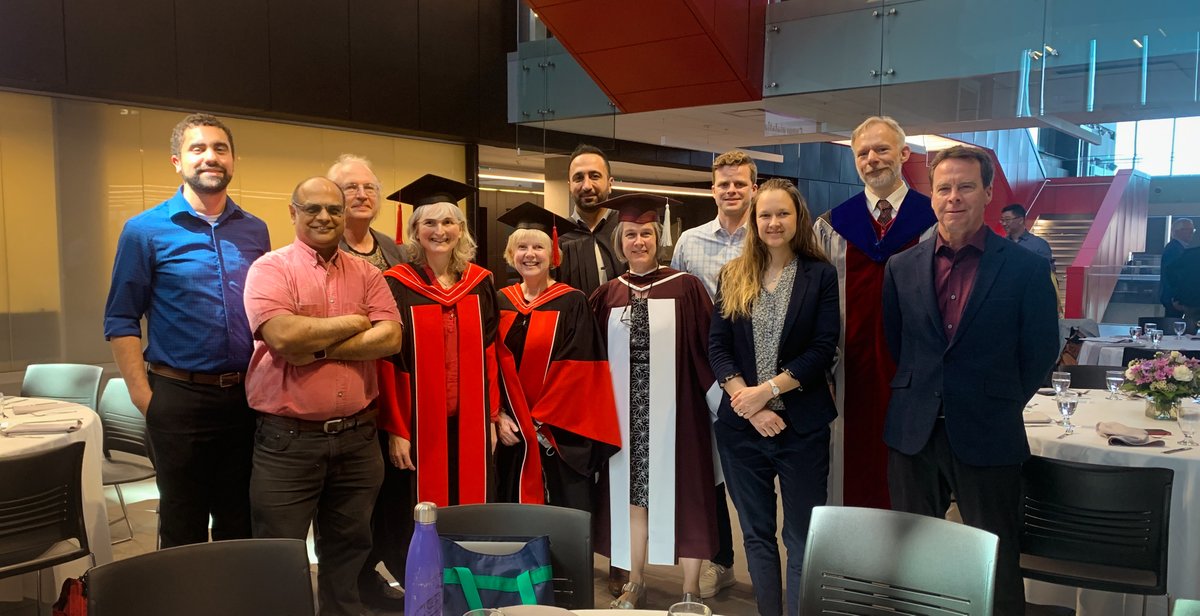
[1030,215,1091,289]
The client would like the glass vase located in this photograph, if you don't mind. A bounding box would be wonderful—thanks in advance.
[1145,396,1182,421]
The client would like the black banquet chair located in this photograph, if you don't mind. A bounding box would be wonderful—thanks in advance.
[0,441,93,613]
[1064,364,1124,390]
[799,506,998,616]
[1021,456,1173,616]
[86,538,314,616]
[438,503,593,609]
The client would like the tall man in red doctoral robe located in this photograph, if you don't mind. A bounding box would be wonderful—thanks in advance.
[814,116,937,508]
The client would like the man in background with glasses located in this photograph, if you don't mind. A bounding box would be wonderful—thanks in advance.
[327,154,408,610]
[328,154,406,271]
[104,113,270,548]
[998,203,1054,266]
[244,176,402,616]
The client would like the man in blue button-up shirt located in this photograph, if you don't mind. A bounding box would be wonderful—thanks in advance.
[104,113,270,548]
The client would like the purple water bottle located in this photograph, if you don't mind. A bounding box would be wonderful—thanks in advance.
[404,502,443,616]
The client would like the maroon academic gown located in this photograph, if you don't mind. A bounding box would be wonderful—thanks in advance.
[588,267,718,567]
[377,262,500,507]
[494,282,622,506]
[826,190,935,508]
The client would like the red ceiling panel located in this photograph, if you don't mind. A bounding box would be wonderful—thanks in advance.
[526,0,766,113]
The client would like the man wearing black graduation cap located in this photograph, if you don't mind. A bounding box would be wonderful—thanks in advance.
[559,144,627,296]
[493,202,622,511]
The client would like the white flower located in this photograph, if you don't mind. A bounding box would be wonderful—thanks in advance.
[1174,365,1194,382]
[1126,368,1137,380]
[1171,351,1183,360]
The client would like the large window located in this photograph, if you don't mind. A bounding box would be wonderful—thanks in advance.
[1114,116,1200,176]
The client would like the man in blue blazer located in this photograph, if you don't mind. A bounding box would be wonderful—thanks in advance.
[882,146,1059,616]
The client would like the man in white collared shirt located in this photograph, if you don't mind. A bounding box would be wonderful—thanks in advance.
[670,149,757,599]
[814,116,937,511]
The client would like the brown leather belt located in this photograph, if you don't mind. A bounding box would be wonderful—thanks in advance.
[258,407,377,435]
[148,363,244,388]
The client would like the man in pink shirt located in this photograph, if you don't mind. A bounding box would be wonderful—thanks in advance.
[244,176,402,616]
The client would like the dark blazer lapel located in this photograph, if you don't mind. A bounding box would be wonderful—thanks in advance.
[948,232,1005,352]
[777,259,811,349]
[913,241,946,345]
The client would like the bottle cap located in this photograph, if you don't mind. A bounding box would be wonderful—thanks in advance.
[414,501,438,524]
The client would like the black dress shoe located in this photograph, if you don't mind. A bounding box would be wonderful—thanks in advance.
[359,571,405,610]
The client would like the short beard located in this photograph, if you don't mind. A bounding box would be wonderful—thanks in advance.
[572,191,609,214]
[861,168,897,194]
[184,169,232,195]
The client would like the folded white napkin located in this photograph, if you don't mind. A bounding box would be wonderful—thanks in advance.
[1024,411,1053,424]
[1095,421,1164,447]
[7,400,71,415]
[1,419,82,435]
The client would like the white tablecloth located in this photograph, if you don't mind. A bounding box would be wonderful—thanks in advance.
[0,398,113,602]
[1077,336,1200,366]
[1024,395,1198,614]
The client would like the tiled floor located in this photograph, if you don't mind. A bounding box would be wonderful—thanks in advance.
[53,479,763,615]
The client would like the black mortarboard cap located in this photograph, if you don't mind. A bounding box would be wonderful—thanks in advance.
[497,202,574,268]
[497,202,574,234]
[387,174,476,207]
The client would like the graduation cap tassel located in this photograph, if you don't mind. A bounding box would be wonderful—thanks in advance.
[661,197,674,247]
[551,224,561,268]
[395,206,404,244]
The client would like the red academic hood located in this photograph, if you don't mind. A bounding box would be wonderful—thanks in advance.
[526,0,767,113]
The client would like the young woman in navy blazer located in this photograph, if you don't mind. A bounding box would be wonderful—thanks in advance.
[708,178,840,616]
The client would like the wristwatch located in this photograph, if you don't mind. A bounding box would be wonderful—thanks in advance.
[313,349,327,360]
[768,378,781,397]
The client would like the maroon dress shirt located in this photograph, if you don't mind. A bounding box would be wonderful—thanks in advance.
[933,226,990,345]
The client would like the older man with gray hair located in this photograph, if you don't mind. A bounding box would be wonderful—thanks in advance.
[327,154,405,271]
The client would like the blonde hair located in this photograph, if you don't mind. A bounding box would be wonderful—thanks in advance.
[403,202,478,276]
[712,150,758,185]
[717,179,827,319]
[851,115,907,145]
[610,220,663,264]
[503,228,551,268]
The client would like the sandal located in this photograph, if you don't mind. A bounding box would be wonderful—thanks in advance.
[610,581,646,609]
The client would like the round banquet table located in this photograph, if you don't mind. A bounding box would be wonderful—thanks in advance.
[1024,394,1199,614]
[1077,336,1200,366]
[0,398,113,603]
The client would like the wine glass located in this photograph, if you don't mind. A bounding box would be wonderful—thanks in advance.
[1174,320,1188,340]
[1105,370,1125,400]
[669,602,713,616]
[1178,402,1200,446]
[1051,371,1071,395]
[1150,328,1164,348]
[1057,391,1079,434]
[1129,325,1143,342]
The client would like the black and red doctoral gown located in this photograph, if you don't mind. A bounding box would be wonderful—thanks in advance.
[814,189,936,509]
[588,266,720,569]
[378,262,501,507]
[494,282,622,506]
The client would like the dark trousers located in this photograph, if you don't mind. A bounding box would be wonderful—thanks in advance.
[712,482,735,568]
[250,415,384,616]
[542,449,594,512]
[144,372,254,548]
[716,420,830,616]
[360,431,413,585]
[888,420,1025,616]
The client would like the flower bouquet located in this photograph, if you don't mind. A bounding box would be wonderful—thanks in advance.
[1122,350,1200,420]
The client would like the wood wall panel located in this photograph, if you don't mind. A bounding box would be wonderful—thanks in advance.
[63,0,178,99]
[175,0,271,111]
[268,0,351,119]
[348,0,420,127]
[0,0,67,87]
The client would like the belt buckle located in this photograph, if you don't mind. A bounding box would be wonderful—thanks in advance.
[323,417,352,434]
[218,372,240,388]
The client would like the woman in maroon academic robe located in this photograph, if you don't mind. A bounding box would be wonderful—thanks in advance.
[589,194,719,609]
[493,203,621,509]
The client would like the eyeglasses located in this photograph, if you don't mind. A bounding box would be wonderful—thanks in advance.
[342,183,380,195]
[292,202,346,217]
[998,217,1020,224]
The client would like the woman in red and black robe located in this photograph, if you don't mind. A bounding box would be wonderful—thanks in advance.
[492,203,621,509]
